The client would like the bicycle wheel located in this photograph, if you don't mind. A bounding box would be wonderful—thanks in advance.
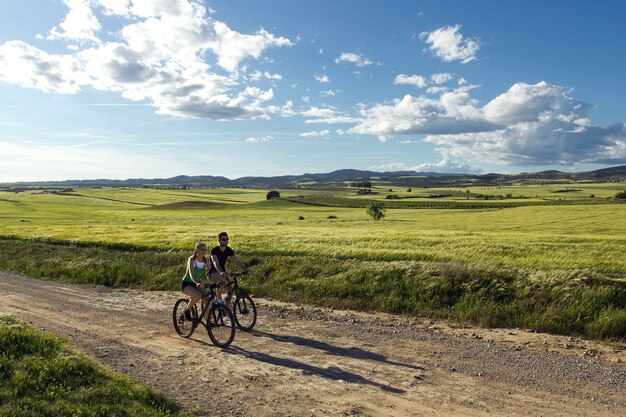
[233,292,257,331]
[173,298,197,338]
[206,303,235,348]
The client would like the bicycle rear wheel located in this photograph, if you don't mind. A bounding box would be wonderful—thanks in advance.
[173,298,197,338]
[233,292,257,331]
[206,303,235,348]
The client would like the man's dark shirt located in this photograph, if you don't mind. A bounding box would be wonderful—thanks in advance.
[210,245,235,273]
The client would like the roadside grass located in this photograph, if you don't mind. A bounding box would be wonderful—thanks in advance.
[0,316,193,417]
[0,185,625,341]
[0,236,624,342]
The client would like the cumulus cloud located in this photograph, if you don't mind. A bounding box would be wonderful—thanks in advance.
[395,72,454,89]
[394,74,427,88]
[419,25,480,64]
[48,0,102,43]
[370,157,481,173]
[350,81,626,166]
[334,52,373,67]
[0,0,292,120]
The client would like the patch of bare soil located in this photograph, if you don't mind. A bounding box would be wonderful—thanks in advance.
[1,270,624,416]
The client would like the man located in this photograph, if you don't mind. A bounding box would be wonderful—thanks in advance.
[208,231,250,304]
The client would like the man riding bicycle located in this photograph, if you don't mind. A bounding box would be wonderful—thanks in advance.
[208,232,250,305]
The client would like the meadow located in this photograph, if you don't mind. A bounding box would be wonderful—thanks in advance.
[0,182,625,341]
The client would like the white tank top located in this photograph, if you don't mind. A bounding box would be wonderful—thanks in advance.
[195,259,205,268]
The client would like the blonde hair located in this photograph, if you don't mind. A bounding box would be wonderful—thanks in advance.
[193,242,207,261]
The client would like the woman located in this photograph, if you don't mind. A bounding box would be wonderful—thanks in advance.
[180,242,209,320]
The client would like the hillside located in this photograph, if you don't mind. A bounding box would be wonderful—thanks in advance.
[1,165,625,189]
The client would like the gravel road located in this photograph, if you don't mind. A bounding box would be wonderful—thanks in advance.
[1,270,624,416]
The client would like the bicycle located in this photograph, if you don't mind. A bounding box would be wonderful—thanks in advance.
[172,283,235,348]
[228,271,257,331]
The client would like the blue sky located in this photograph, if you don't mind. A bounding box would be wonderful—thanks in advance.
[1,0,625,182]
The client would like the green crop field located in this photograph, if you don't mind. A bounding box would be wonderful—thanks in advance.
[1,183,625,341]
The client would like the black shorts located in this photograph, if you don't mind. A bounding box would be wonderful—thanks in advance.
[181,281,197,292]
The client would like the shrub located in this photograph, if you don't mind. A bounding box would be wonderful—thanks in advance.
[298,216,305,220]
[266,190,281,199]
[385,194,400,199]
[614,190,626,199]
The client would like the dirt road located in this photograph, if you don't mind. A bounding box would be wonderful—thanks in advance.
[1,270,624,416]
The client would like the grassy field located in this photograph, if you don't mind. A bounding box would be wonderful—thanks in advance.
[0,315,192,417]
[0,183,625,341]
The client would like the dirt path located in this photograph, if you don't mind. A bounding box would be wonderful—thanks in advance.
[1,270,624,417]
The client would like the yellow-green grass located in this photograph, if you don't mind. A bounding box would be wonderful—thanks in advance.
[1,187,625,275]
[1,185,625,340]
[0,316,193,417]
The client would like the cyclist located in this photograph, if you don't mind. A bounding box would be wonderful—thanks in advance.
[208,232,250,305]
[180,242,209,320]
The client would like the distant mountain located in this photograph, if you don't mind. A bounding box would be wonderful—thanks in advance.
[1,166,625,189]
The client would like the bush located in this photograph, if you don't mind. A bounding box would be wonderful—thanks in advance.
[266,190,281,200]
[385,194,400,199]
[614,190,626,199]
[298,216,305,220]
[327,215,338,219]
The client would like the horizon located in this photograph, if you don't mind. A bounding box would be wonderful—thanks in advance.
[1,1,626,182]
[2,164,625,185]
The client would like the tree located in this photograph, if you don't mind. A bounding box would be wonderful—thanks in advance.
[366,202,386,221]
[266,190,281,200]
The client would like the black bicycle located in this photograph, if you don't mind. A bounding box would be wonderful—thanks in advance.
[228,272,257,331]
[172,283,235,348]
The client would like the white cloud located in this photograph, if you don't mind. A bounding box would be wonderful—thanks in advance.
[0,41,85,94]
[419,25,480,64]
[299,130,330,138]
[246,135,273,143]
[48,0,101,43]
[394,74,427,88]
[350,81,626,165]
[315,74,330,83]
[431,72,453,84]
[334,52,373,67]
[320,89,338,97]
[0,1,293,120]
[370,156,482,173]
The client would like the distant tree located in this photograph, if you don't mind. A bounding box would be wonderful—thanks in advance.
[366,202,386,221]
[298,216,305,220]
[266,190,281,200]
[385,194,400,199]
[615,190,626,199]
[407,188,412,192]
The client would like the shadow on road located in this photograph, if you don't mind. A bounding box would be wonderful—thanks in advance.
[251,330,425,371]
[225,345,405,393]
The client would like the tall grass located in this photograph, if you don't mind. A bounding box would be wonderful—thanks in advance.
[0,186,624,340]
[1,236,624,341]
[0,316,193,417]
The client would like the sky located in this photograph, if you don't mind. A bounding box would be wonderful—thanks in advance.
[0,0,625,182]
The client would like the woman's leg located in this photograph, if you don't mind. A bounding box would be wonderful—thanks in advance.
[182,285,203,314]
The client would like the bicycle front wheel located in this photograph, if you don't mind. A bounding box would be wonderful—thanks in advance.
[206,303,235,348]
[173,298,197,338]
[233,292,257,331]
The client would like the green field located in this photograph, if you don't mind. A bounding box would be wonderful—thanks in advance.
[0,316,192,417]
[1,183,625,340]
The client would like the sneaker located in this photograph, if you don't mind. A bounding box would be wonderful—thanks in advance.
[184,310,193,321]
[224,293,233,304]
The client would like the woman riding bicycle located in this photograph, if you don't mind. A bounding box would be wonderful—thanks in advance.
[180,242,209,321]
